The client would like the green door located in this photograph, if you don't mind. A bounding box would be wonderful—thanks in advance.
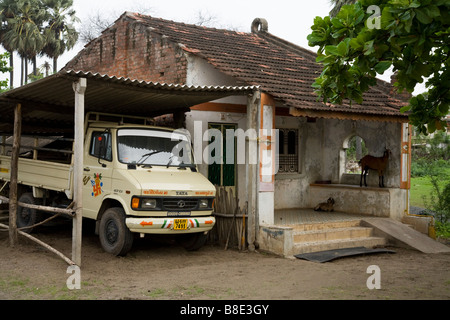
[207,123,236,187]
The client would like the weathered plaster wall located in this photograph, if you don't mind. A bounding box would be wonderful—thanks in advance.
[309,185,391,216]
[274,116,404,218]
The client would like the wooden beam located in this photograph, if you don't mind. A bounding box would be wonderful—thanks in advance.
[246,90,260,252]
[72,78,87,267]
[0,223,76,266]
[0,195,75,217]
[8,103,21,247]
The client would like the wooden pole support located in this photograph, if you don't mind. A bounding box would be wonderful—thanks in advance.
[72,78,87,267]
[8,103,21,247]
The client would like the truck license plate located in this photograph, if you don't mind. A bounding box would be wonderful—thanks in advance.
[174,219,188,230]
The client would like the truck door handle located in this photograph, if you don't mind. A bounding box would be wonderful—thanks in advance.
[84,167,91,172]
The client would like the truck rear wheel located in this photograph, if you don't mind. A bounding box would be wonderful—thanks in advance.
[99,207,133,256]
[178,232,207,251]
[17,193,41,233]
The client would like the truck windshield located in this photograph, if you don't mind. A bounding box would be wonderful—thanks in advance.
[117,129,194,167]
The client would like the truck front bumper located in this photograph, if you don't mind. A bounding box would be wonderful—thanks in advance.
[126,216,216,234]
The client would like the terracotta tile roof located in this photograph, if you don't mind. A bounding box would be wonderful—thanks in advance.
[125,13,409,119]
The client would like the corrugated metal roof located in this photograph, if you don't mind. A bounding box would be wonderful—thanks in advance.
[0,70,258,135]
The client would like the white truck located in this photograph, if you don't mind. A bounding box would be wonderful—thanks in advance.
[0,113,216,256]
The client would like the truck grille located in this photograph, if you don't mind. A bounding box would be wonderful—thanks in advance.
[163,198,198,211]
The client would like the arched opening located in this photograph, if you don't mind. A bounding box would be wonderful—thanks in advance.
[344,135,368,174]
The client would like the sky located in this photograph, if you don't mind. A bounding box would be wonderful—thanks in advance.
[1,0,335,87]
[1,0,403,89]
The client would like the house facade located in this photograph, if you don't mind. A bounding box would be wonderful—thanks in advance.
[64,12,413,250]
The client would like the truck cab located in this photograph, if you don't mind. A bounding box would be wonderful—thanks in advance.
[83,114,216,255]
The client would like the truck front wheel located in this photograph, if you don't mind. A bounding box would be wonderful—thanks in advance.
[99,207,133,256]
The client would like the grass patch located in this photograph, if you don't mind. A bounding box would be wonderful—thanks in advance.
[410,164,450,208]
[410,176,435,208]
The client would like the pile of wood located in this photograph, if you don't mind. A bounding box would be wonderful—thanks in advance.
[208,186,247,250]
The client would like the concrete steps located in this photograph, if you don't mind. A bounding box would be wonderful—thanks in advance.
[292,219,387,254]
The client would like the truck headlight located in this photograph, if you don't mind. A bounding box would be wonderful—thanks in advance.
[131,197,158,210]
[199,199,209,209]
[141,199,157,209]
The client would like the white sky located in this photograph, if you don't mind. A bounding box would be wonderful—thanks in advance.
[62,0,336,67]
[1,0,334,87]
[2,0,410,90]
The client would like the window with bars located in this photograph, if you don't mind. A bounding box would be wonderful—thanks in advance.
[277,128,299,174]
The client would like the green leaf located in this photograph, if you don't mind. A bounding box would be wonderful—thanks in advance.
[381,7,395,29]
[336,39,349,57]
[363,40,375,55]
[400,105,411,113]
[415,8,433,24]
[423,5,440,19]
[350,37,364,50]
[438,103,449,116]
[428,120,437,133]
[325,45,339,56]
[374,61,392,74]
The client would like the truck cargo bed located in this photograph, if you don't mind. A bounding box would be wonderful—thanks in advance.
[0,155,73,198]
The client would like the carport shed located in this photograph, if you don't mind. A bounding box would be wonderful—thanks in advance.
[0,70,257,266]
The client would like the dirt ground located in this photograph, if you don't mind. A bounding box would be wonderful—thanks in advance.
[0,216,449,301]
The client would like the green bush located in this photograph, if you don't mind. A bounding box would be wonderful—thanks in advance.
[411,159,430,177]
[411,131,450,239]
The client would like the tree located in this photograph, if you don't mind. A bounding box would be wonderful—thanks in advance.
[307,0,450,134]
[0,51,11,91]
[0,0,20,87]
[79,4,153,44]
[1,0,46,85]
[0,0,79,87]
[40,0,79,73]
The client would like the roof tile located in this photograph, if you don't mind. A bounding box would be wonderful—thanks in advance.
[72,12,409,119]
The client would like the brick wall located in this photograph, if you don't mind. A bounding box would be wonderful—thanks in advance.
[65,17,188,84]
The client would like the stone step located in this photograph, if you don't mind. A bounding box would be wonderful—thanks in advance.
[294,226,374,243]
[290,219,362,232]
[293,236,387,255]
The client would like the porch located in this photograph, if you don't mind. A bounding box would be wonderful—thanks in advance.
[258,207,450,257]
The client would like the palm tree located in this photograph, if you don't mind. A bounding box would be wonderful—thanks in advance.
[329,0,357,17]
[1,0,46,85]
[0,0,78,87]
[40,0,78,73]
[0,0,20,87]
